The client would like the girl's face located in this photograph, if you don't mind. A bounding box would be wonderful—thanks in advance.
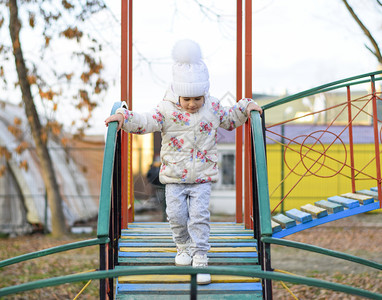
[179,96,204,114]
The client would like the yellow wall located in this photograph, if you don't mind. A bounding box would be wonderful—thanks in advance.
[267,143,380,212]
[132,133,154,176]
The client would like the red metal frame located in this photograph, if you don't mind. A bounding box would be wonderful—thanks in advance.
[347,86,356,193]
[121,0,134,229]
[121,0,256,227]
[235,0,243,224]
[267,84,382,212]
[127,0,134,223]
[370,76,382,207]
[120,0,128,229]
[244,0,253,229]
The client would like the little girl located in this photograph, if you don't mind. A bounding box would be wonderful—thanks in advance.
[105,39,262,285]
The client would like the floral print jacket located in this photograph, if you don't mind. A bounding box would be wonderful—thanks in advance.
[116,89,256,184]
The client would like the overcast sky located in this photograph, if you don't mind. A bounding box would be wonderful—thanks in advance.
[68,0,382,134]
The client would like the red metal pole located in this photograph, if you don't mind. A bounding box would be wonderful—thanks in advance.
[370,76,382,207]
[244,0,253,229]
[346,86,356,193]
[121,0,134,228]
[236,0,243,224]
[127,0,134,223]
[120,0,128,229]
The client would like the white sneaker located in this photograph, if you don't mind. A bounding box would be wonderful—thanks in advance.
[175,245,192,266]
[192,254,211,285]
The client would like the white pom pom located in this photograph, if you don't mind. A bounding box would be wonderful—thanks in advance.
[172,39,202,64]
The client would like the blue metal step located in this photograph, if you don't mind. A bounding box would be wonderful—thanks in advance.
[272,189,379,238]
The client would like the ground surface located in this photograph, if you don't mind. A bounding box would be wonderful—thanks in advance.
[270,213,382,299]
[0,211,381,299]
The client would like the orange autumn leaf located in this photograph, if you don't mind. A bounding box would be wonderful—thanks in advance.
[39,89,57,101]
[27,75,37,85]
[61,137,68,146]
[19,160,29,171]
[15,141,29,154]
[7,125,22,137]
[61,26,83,41]
[13,117,22,126]
[0,147,12,160]
[40,131,48,144]
[0,165,5,177]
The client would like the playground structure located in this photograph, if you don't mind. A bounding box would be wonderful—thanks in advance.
[1,0,382,299]
[0,70,381,299]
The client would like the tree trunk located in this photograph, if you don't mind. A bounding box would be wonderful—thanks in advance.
[8,0,67,236]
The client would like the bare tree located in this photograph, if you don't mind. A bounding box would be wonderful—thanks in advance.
[341,0,382,65]
[1,0,110,236]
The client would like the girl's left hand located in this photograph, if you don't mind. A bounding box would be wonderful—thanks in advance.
[105,113,124,131]
[246,102,263,116]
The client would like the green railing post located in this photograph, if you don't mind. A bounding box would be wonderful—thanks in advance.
[190,274,197,300]
[250,111,272,236]
[97,102,122,299]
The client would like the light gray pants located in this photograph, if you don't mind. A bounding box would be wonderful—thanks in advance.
[165,183,211,257]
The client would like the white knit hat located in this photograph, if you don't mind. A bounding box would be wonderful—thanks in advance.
[171,39,210,97]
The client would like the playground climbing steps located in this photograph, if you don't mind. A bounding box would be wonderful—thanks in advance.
[116,222,262,299]
[271,187,380,238]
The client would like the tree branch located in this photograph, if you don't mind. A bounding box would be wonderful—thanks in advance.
[342,0,382,64]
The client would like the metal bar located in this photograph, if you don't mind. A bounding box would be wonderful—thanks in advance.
[1,267,381,299]
[0,238,109,268]
[121,131,129,229]
[250,111,272,236]
[99,243,106,300]
[262,70,382,110]
[249,132,254,230]
[243,0,252,229]
[252,112,273,299]
[251,129,267,299]
[97,119,118,238]
[262,243,273,299]
[260,111,273,300]
[370,75,382,207]
[235,0,243,224]
[244,123,251,229]
[127,0,134,223]
[114,134,122,265]
[262,237,382,270]
[107,136,120,297]
[346,86,356,193]
[120,0,128,230]
[108,211,114,298]
[190,274,197,300]
[251,130,260,240]
[280,123,285,213]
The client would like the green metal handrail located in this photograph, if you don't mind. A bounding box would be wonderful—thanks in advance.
[251,110,272,236]
[250,70,382,299]
[262,70,382,110]
[251,70,382,239]
[97,103,120,238]
[262,237,382,270]
[0,266,381,299]
[0,238,109,269]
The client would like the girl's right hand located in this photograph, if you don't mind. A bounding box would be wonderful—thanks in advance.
[105,113,124,131]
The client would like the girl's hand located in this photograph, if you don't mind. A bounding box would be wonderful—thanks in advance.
[105,113,124,131]
[246,102,263,116]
